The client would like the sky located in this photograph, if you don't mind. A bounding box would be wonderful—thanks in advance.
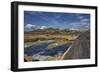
[24,11,90,31]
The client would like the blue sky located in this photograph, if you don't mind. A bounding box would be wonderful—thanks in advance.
[24,11,90,31]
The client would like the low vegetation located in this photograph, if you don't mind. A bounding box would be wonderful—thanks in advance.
[24,28,80,44]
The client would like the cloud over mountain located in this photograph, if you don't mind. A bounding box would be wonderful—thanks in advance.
[24,24,47,32]
[40,26,47,29]
[24,24,37,31]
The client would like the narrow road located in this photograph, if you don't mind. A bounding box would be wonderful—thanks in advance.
[61,31,90,60]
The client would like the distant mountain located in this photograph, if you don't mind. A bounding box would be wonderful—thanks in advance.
[24,24,89,33]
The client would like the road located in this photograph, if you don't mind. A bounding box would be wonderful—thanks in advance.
[62,31,90,59]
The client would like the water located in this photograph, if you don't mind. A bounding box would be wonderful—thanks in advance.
[24,42,71,56]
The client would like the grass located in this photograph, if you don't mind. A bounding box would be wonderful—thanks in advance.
[47,41,67,49]
[25,34,78,43]
[24,34,78,49]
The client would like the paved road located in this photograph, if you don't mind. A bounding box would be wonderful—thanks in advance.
[62,31,90,59]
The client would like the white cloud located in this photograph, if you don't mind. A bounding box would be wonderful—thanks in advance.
[78,16,84,19]
[24,24,48,31]
[81,19,89,22]
[24,24,37,31]
[40,26,47,29]
[68,20,90,30]
[25,24,36,28]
